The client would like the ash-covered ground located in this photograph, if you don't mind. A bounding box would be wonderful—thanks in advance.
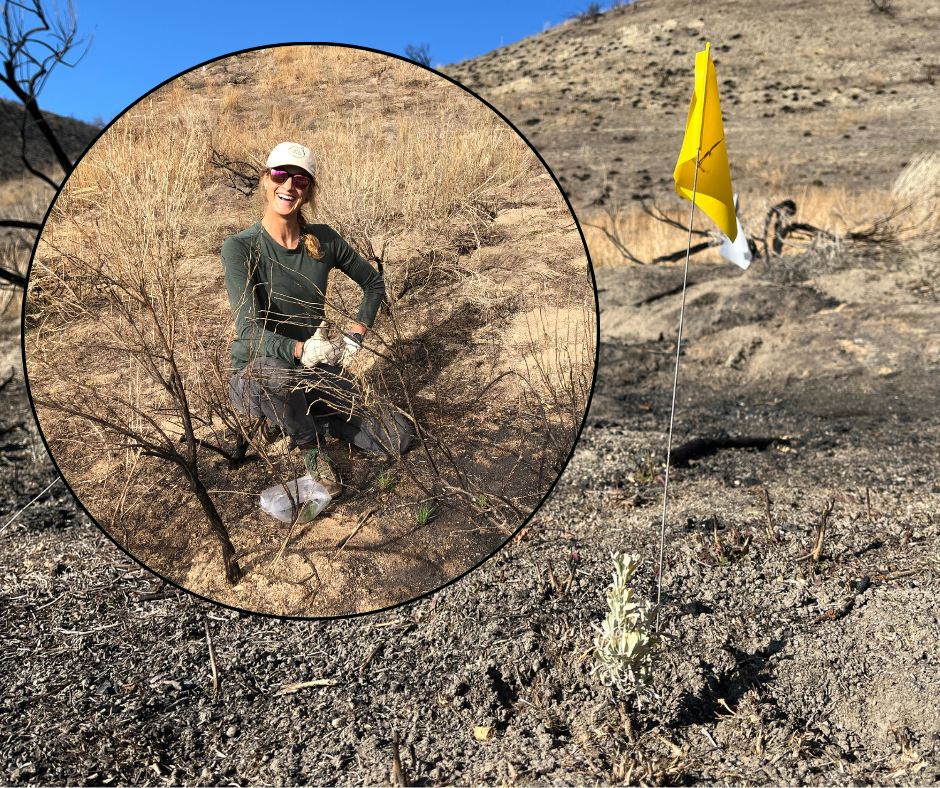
[2,240,939,785]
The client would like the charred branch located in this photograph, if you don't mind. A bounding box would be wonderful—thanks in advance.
[0,262,27,287]
[670,435,787,467]
[208,146,259,197]
[1,0,93,181]
[0,218,41,230]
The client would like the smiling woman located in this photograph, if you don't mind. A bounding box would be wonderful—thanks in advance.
[223,141,412,500]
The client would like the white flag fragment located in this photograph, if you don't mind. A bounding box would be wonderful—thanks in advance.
[720,194,751,269]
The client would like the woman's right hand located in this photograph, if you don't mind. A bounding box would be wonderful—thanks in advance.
[300,326,345,367]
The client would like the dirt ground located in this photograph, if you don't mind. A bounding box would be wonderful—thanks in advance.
[2,240,939,783]
[2,0,940,784]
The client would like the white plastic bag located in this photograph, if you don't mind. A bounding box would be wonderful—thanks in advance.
[259,475,332,524]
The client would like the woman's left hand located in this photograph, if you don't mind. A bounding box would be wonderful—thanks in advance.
[341,331,363,367]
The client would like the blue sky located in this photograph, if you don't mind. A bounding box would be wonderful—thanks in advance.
[2,0,601,125]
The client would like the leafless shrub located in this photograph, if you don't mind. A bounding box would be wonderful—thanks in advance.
[568,2,605,23]
[588,158,940,282]
[868,0,896,14]
[0,0,92,189]
[404,43,432,67]
[583,190,723,266]
[24,47,595,610]
[27,118,244,584]
[0,0,94,290]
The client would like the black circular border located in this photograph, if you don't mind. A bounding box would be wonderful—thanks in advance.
[19,41,601,621]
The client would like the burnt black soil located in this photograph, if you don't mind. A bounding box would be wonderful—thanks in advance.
[2,240,939,786]
[2,0,940,779]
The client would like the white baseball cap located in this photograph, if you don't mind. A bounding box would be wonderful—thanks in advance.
[266,142,316,179]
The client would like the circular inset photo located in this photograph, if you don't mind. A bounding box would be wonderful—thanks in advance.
[23,44,597,617]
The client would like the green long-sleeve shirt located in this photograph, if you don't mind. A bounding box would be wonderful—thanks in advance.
[221,222,385,371]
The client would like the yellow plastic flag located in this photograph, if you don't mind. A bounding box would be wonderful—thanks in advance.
[673,42,737,241]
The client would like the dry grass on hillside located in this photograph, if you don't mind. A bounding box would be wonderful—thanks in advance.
[584,154,940,275]
[23,46,595,616]
[0,176,60,316]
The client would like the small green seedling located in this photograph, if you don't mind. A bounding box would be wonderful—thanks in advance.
[378,467,395,491]
[416,503,434,526]
[629,451,657,484]
[476,493,489,510]
[591,552,659,699]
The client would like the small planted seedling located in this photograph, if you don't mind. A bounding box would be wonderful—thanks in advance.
[591,552,659,701]
[476,492,489,510]
[377,467,395,492]
[707,514,752,564]
[629,451,658,484]
[416,503,434,526]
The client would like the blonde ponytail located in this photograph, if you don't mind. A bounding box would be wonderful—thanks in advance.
[298,207,324,259]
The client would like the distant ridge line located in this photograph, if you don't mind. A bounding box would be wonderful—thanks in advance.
[0,98,99,183]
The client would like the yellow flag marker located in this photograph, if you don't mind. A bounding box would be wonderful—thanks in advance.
[673,42,737,241]
[657,41,740,633]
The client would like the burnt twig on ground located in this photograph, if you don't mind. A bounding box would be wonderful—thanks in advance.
[762,487,776,543]
[796,498,834,563]
[391,730,409,787]
[204,619,219,700]
[707,513,752,563]
[334,507,377,551]
[812,499,834,562]
[712,513,726,562]
[271,518,298,569]
[359,642,385,674]
[870,568,917,582]
[670,436,785,466]
[653,239,721,264]
[814,594,855,624]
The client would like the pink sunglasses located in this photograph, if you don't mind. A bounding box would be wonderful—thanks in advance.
[268,169,311,189]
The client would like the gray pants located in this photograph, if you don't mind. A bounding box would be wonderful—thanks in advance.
[228,357,413,457]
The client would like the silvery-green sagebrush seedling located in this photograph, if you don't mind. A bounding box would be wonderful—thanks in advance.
[591,552,659,702]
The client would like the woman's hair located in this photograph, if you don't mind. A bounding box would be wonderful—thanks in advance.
[260,169,324,259]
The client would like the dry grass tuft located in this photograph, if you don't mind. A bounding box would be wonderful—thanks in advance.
[221,85,240,114]
[891,152,940,235]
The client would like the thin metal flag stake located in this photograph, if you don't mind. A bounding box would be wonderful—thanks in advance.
[656,58,709,633]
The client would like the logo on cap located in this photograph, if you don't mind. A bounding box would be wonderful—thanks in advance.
[289,144,306,159]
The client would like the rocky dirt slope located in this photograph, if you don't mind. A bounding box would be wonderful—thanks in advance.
[0,98,99,182]
[445,0,940,209]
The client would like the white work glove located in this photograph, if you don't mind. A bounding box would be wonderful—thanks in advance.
[300,325,344,368]
[340,332,364,368]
